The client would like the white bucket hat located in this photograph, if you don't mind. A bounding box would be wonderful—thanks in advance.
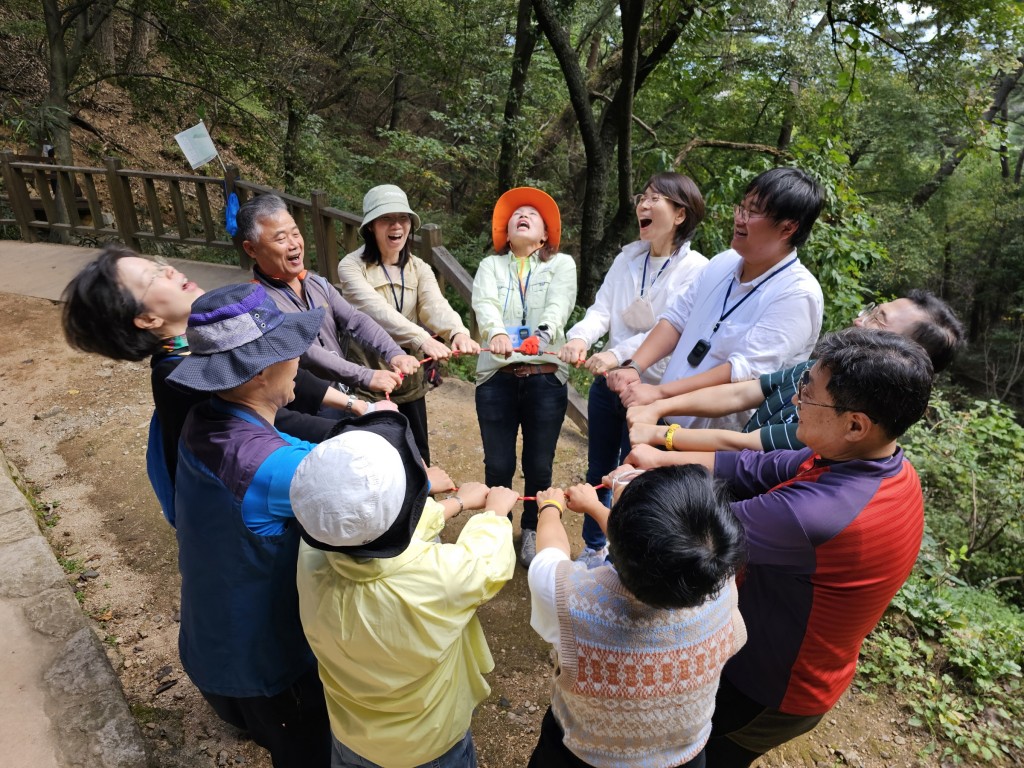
[289,412,428,558]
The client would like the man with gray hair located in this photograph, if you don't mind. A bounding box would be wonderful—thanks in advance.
[239,194,420,409]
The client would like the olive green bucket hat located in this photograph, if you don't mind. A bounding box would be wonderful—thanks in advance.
[360,185,421,231]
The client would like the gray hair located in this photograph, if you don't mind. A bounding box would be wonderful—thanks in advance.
[237,193,288,244]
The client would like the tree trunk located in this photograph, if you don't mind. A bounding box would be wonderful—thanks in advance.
[96,14,116,72]
[497,0,538,193]
[388,71,405,131]
[125,5,155,75]
[283,99,304,193]
[913,61,1024,207]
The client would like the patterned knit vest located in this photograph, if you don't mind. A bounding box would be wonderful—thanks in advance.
[551,563,745,768]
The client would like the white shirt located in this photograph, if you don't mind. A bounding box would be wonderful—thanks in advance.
[659,248,823,430]
[566,241,707,384]
[528,547,574,647]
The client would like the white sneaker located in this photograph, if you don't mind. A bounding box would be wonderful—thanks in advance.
[575,546,609,569]
[519,529,537,568]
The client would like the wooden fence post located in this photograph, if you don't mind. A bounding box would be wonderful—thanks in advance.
[104,157,141,251]
[310,190,339,283]
[1,150,38,242]
[417,223,443,287]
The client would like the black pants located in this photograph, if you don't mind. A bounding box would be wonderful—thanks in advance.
[200,664,331,768]
[705,677,823,767]
[398,396,430,465]
[528,707,706,768]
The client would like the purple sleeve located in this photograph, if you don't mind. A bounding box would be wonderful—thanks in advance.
[716,448,818,572]
[715,448,812,498]
[325,284,403,362]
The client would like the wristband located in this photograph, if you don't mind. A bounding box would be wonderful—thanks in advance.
[538,500,564,517]
[451,495,464,514]
[345,395,355,413]
[665,423,681,451]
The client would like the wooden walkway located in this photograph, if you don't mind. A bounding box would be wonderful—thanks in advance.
[0,240,250,302]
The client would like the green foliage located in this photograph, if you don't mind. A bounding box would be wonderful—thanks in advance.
[860,566,1024,762]
[901,390,1024,601]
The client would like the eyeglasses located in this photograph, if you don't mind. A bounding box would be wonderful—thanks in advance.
[140,258,172,303]
[797,370,879,423]
[733,204,769,224]
[857,302,886,328]
[610,468,645,496]
[796,369,844,413]
[632,193,664,208]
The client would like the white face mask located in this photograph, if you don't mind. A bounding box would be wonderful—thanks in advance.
[621,295,657,332]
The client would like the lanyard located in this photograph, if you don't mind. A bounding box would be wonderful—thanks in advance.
[502,256,533,325]
[640,248,673,298]
[383,264,405,313]
[708,257,798,339]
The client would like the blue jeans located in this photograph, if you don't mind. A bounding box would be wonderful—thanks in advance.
[331,730,477,768]
[475,371,568,530]
[582,376,631,550]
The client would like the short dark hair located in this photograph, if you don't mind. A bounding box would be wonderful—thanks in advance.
[236,193,288,245]
[745,167,824,249]
[644,172,706,248]
[814,327,934,439]
[608,465,745,610]
[904,289,965,373]
[61,244,161,362]
[361,221,413,269]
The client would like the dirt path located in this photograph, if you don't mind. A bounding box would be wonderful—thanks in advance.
[1,292,944,767]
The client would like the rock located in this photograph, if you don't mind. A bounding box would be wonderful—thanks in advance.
[154,679,178,695]
[217,750,228,766]
[498,696,511,708]
[155,665,173,680]
[35,407,66,420]
[80,568,100,580]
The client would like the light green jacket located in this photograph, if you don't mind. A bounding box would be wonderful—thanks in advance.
[471,251,578,384]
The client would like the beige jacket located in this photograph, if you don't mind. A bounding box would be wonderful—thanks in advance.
[339,248,470,352]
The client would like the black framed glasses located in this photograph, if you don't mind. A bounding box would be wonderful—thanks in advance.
[796,369,844,413]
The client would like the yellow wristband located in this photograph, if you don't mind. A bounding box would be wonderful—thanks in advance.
[665,423,681,452]
[538,500,564,517]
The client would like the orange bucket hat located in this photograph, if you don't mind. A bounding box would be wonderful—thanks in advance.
[491,186,561,253]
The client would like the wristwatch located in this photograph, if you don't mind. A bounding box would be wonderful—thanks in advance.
[620,358,643,377]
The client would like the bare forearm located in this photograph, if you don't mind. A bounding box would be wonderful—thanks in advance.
[658,362,733,399]
[536,507,570,556]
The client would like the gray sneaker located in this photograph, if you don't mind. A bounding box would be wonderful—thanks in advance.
[575,546,609,569]
[519,529,537,568]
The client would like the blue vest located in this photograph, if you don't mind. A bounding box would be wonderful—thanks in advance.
[175,399,316,697]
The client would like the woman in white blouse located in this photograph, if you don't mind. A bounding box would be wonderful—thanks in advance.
[339,184,479,465]
[558,173,708,565]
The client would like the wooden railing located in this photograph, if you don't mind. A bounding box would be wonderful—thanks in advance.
[0,150,587,431]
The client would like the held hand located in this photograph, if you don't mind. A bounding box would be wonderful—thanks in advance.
[516,336,540,356]
[619,381,662,408]
[565,483,601,515]
[368,369,403,393]
[489,334,514,358]
[558,338,588,366]
[624,444,671,470]
[536,487,566,511]
[366,399,400,413]
[625,403,660,429]
[455,481,489,511]
[584,351,618,377]
[426,465,455,494]
[603,464,645,503]
[629,422,668,449]
[451,333,481,355]
[606,366,640,394]
[484,485,519,516]
[391,354,420,375]
[420,337,452,361]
